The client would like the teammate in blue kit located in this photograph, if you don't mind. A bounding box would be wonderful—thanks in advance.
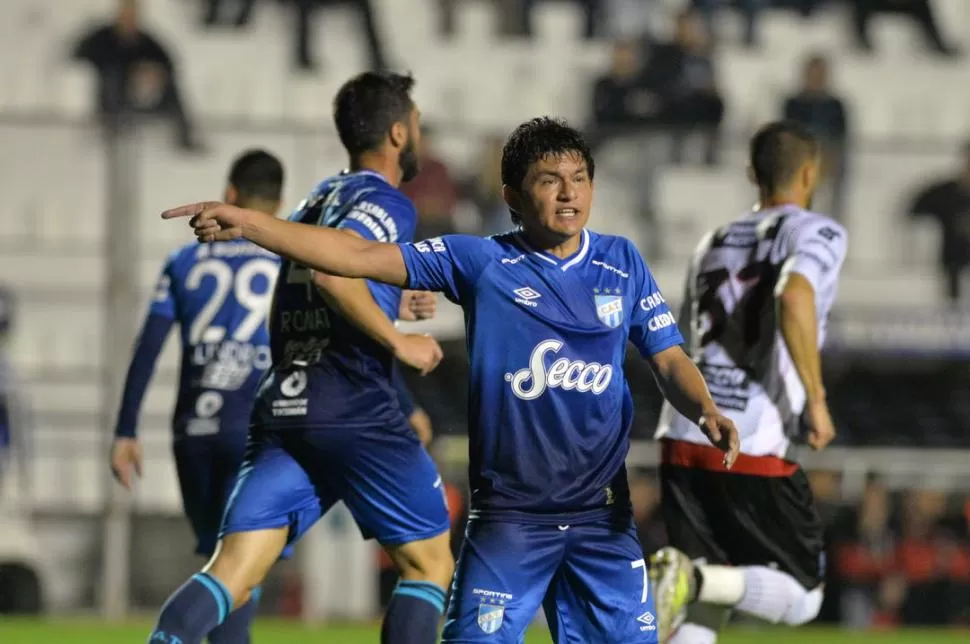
[148,71,454,644]
[165,117,741,643]
[112,149,284,644]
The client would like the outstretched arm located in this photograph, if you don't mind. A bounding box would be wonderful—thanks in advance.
[164,203,409,286]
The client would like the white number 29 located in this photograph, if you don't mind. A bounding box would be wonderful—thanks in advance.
[185,258,279,345]
[631,558,649,604]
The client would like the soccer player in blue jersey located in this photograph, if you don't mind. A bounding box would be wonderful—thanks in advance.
[165,116,741,643]
[111,149,284,644]
[148,71,455,644]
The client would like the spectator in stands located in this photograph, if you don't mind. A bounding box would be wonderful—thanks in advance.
[202,0,256,28]
[72,0,201,151]
[648,9,724,165]
[908,142,970,303]
[0,289,13,469]
[783,54,850,221]
[466,134,513,236]
[294,0,387,72]
[690,0,765,48]
[591,40,664,131]
[830,475,898,628]
[400,127,459,240]
[852,0,958,57]
[897,489,951,625]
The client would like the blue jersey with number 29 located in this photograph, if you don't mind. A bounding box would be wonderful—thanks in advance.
[151,240,281,436]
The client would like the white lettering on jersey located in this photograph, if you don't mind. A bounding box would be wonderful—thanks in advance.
[414,237,447,254]
[505,339,613,400]
[639,292,666,312]
[591,259,630,279]
[647,312,676,332]
[347,201,400,242]
[501,254,527,265]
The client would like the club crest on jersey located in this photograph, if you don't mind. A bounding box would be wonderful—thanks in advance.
[477,601,505,634]
[594,294,624,328]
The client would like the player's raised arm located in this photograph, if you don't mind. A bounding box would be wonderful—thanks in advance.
[163,202,409,287]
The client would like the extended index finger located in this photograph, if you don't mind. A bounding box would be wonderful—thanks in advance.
[161,201,221,220]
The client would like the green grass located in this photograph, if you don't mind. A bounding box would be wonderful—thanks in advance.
[0,619,967,643]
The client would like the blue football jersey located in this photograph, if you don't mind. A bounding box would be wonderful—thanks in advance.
[151,239,281,436]
[253,170,418,429]
[400,230,684,524]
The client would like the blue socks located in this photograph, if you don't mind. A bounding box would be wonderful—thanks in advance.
[208,586,260,644]
[380,580,447,644]
[149,573,232,644]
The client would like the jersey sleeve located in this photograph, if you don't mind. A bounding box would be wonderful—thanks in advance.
[148,255,178,320]
[399,235,490,304]
[629,251,685,358]
[784,219,848,292]
[336,190,417,244]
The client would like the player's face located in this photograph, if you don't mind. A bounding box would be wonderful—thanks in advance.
[510,152,593,242]
[398,107,421,183]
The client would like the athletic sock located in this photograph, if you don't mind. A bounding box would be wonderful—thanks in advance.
[149,572,232,644]
[208,587,260,644]
[669,622,718,644]
[380,580,447,644]
[734,566,804,623]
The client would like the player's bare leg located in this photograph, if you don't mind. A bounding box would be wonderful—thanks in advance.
[149,527,288,644]
[381,531,455,644]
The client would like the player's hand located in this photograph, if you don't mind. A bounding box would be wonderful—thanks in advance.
[393,333,444,375]
[110,437,143,490]
[161,201,250,243]
[804,399,836,451]
[699,411,740,469]
[398,291,437,322]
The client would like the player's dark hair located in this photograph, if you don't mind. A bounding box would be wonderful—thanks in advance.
[333,71,416,157]
[228,149,284,202]
[749,121,819,195]
[501,117,595,191]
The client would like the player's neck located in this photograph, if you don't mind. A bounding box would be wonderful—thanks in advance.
[757,192,807,211]
[520,227,582,259]
[351,153,400,187]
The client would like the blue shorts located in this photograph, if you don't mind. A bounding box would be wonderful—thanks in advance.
[220,425,450,558]
[443,518,659,643]
[173,432,248,557]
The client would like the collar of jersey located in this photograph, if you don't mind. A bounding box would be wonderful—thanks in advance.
[512,228,590,271]
[340,169,390,184]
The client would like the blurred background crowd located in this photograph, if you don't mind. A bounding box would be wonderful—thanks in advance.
[1,0,969,634]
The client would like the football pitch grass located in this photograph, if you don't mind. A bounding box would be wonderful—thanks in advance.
[1,619,968,643]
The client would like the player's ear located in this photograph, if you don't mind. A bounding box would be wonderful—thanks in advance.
[389,120,408,150]
[501,184,521,213]
[746,165,757,186]
[224,184,238,206]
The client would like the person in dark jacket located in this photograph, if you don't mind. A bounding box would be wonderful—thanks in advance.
[908,143,970,303]
[73,0,200,151]
[784,54,849,220]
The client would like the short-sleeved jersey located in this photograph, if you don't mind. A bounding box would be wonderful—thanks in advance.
[656,206,848,457]
[400,229,683,524]
[253,170,418,429]
[152,239,281,436]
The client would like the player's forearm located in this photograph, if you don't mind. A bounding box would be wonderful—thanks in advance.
[240,210,408,286]
[651,347,718,425]
[115,314,173,438]
[313,273,404,354]
[778,277,825,403]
